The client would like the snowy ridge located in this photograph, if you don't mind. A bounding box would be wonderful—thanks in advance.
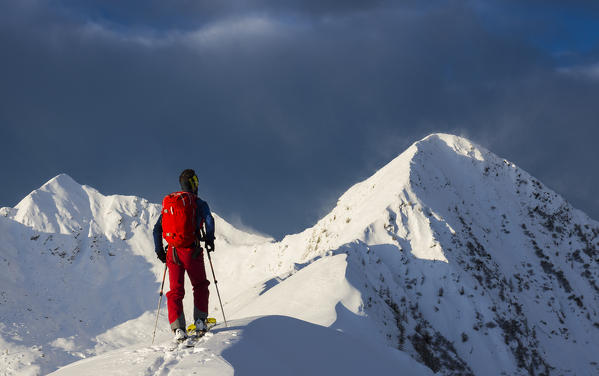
[1,133,598,375]
[0,173,279,375]
[0,175,162,375]
[271,134,599,375]
[218,133,599,375]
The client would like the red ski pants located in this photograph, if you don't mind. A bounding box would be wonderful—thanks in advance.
[166,245,210,331]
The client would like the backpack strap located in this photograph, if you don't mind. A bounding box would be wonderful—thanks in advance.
[171,245,182,265]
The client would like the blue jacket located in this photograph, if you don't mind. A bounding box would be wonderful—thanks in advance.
[153,195,215,254]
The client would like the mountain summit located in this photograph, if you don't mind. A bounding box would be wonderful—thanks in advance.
[1,134,598,375]
[271,133,599,375]
[238,133,599,375]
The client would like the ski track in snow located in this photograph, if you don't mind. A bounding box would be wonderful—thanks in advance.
[50,318,432,376]
[1,133,599,375]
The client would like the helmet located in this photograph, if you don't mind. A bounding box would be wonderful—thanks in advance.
[179,169,199,194]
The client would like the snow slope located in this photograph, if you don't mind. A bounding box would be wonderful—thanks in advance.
[51,316,432,376]
[264,134,599,375]
[1,133,598,375]
[270,133,599,375]
[0,174,275,375]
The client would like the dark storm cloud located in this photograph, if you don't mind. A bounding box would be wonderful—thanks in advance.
[46,0,394,29]
[1,0,599,238]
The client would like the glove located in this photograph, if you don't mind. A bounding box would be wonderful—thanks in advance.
[156,248,167,263]
[205,237,215,253]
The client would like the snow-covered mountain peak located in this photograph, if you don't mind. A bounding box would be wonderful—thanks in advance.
[11,173,95,234]
[416,133,487,161]
[283,132,599,375]
[3,173,270,249]
[328,133,487,218]
[40,173,82,192]
[8,173,157,240]
[2,134,599,376]
[293,133,494,262]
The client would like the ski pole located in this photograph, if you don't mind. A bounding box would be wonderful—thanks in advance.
[200,226,228,327]
[152,263,168,345]
[206,250,228,328]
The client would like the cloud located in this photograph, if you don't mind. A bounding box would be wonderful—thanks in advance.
[71,14,289,49]
[19,0,393,38]
[182,16,287,48]
[558,62,599,81]
[1,0,599,237]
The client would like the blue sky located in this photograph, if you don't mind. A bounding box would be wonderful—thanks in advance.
[475,1,599,58]
[1,0,599,239]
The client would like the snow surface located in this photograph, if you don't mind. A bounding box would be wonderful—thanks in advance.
[51,316,432,376]
[1,133,598,375]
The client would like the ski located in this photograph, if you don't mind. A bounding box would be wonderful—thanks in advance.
[166,318,216,351]
[182,317,217,347]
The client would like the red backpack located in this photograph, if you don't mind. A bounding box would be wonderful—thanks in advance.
[161,191,201,248]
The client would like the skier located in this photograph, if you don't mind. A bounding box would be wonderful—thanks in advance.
[153,169,216,342]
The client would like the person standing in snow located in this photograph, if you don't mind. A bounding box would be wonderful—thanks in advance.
[153,169,216,341]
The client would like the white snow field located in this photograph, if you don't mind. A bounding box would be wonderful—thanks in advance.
[51,316,432,376]
[1,133,598,375]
